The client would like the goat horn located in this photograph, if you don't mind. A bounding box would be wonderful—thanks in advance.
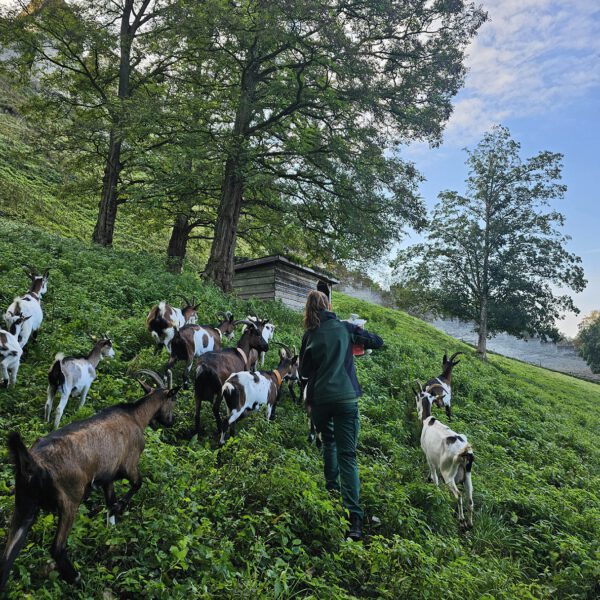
[272,341,291,356]
[164,369,173,390]
[449,352,464,363]
[177,295,192,307]
[415,380,424,393]
[233,319,257,328]
[135,369,164,388]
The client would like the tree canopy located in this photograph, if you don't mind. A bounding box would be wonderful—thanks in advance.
[576,311,600,374]
[393,125,587,358]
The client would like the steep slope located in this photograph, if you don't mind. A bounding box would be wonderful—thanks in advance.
[0,219,599,599]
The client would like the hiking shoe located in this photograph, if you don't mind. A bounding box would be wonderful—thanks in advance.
[347,513,363,542]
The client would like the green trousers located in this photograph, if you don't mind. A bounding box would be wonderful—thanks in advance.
[312,401,363,519]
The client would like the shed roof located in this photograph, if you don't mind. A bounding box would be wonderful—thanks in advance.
[234,255,339,285]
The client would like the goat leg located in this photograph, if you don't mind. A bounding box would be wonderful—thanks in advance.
[103,483,118,526]
[0,506,38,592]
[113,471,142,516]
[51,505,79,583]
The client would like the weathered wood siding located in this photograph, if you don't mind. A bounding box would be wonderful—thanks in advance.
[233,259,333,310]
[232,265,276,301]
[274,263,319,310]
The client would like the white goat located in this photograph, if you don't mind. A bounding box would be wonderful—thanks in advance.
[414,382,474,528]
[0,324,25,387]
[3,268,49,349]
[46,337,115,428]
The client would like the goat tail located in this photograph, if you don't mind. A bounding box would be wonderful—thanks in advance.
[48,356,65,388]
[222,381,239,411]
[7,432,42,482]
[460,444,474,472]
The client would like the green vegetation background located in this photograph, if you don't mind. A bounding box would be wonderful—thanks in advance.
[1,99,599,599]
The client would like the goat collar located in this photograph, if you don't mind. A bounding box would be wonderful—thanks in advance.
[236,347,248,369]
[271,369,283,387]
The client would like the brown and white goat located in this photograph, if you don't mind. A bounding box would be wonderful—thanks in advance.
[193,319,269,436]
[146,297,198,354]
[3,267,49,349]
[0,321,26,387]
[414,381,474,529]
[219,346,298,444]
[243,315,275,366]
[46,337,116,429]
[423,351,463,419]
[166,312,236,383]
[0,370,179,592]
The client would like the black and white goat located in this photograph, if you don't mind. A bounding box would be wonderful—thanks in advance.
[0,370,179,592]
[423,351,463,419]
[46,337,115,429]
[3,267,49,349]
[0,321,26,387]
[219,345,298,444]
[167,313,237,383]
[146,297,199,354]
[414,381,474,529]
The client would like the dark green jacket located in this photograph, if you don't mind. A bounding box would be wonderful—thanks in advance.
[299,310,384,404]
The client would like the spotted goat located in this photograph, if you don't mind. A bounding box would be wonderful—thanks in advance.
[0,320,27,387]
[167,312,237,384]
[146,297,198,354]
[219,344,298,444]
[0,370,179,592]
[414,381,474,529]
[3,267,49,349]
[46,336,115,429]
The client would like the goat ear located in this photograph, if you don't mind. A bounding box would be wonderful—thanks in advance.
[292,355,299,365]
[137,379,153,395]
[43,269,50,278]
[279,347,286,359]
[167,386,181,398]
[443,351,448,364]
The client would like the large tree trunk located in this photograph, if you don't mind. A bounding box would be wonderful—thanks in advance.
[93,133,122,246]
[203,158,244,291]
[92,0,135,247]
[204,67,256,292]
[477,296,488,359]
[167,214,192,273]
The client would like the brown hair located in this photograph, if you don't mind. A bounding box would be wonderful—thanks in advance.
[304,291,330,330]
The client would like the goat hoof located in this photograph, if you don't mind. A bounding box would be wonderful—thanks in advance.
[1,379,8,388]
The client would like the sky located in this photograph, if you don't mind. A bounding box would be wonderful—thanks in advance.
[399,0,600,338]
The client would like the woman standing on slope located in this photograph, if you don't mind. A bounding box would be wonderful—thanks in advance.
[300,291,384,541]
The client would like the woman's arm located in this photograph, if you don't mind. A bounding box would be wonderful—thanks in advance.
[345,322,384,350]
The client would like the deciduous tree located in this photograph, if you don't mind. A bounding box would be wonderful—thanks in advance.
[394,126,586,359]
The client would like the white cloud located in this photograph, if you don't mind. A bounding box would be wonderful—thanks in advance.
[442,0,600,144]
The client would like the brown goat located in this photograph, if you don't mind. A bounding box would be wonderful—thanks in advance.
[167,313,237,384]
[0,370,179,592]
[193,320,269,436]
[424,351,463,419]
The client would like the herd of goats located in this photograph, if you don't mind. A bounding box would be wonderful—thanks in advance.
[0,268,474,592]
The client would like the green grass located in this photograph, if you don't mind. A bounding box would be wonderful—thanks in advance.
[1,219,600,599]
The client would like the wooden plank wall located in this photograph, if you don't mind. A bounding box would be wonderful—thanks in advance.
[233,262,330,310]
[232,265,276,301]
[274,263,319,309]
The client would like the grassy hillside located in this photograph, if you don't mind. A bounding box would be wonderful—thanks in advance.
[1,219,600,599]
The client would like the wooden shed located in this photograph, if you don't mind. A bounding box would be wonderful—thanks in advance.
[233,255,339,310]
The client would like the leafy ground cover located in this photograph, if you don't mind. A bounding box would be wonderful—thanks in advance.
[0,219,599,599]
